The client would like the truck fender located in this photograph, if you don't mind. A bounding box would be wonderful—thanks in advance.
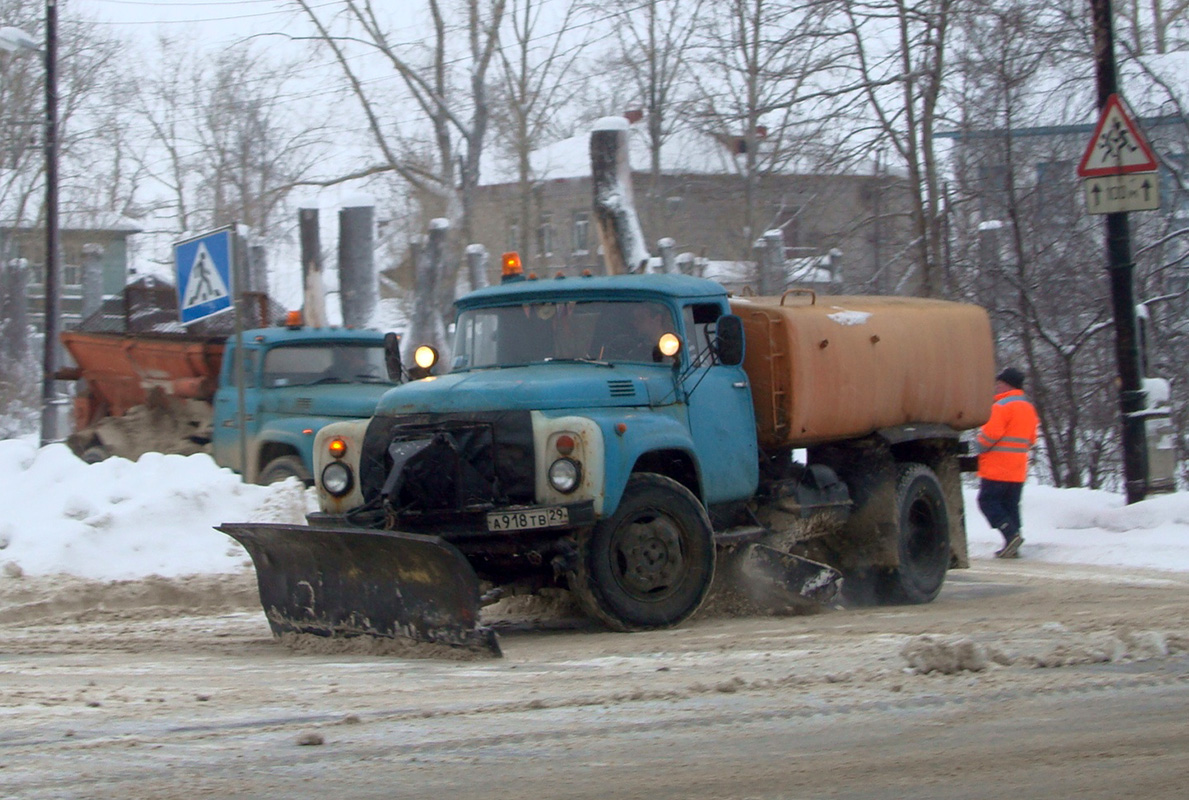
[588,411,704,517]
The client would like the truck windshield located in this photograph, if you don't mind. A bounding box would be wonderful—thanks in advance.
[452,300,674,369]
[262,344,395,387]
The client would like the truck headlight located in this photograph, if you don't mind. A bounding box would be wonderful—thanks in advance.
[548,458,581,493]
[321,461,354,497]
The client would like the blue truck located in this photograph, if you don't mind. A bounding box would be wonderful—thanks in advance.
[62,322,399,484]
[222,269,995,654]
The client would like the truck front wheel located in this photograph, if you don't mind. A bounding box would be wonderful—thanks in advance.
[877,463,950,604]
[258,455,312,486]
[570,473,715,631]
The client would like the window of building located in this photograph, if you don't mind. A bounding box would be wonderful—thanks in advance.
[977,164,1010,218]
[1160,153,1188,218]
[1034,159,1076,213]
[572,211,590,254]
[769,204,803,249]
[537,213,554,257]
[506,219,520,254]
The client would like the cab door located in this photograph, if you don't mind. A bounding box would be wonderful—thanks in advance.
[681,302,759,505]
[212,345,260,474]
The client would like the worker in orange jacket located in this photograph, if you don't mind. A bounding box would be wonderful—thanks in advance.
[976,367,1039,559]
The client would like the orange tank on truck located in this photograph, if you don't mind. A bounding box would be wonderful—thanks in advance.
[730,292,994,448]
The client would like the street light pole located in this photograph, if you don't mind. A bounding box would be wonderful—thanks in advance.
[39,0,60,447]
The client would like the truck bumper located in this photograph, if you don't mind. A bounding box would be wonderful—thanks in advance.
[309,499,598,541]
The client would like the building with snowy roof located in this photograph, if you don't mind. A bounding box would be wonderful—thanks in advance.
[0,212,142,334]
[467,117,915,295]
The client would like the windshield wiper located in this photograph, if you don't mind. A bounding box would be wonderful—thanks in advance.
[542,357,614,368]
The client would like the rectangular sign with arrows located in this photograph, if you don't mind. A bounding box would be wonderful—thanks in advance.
[1082,172,1161,214]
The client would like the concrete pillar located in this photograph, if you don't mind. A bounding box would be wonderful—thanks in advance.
[338,205,377,328]
[465,243,489,291]
[80,243,105,322]
[0,259,30,363]
[299,208,328,327]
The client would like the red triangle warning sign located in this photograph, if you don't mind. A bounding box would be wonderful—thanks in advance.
[1077,94,1159,177]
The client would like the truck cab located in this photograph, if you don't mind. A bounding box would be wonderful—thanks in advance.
[317,274,758,517]
[213,325,398,484]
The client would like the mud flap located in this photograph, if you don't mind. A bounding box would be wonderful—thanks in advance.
[219,523,500,656]
[719,543,843,612]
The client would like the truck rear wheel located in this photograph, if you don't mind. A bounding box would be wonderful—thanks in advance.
[569,473,715,631]
[877,463,950,604]
[258,455,312,486]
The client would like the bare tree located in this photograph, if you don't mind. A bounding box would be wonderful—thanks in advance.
[945,0,1183,489]
[291,0,507,343]
[1116,0,1189,54]
[603,0,708,188]
[831,0,965,298]
[0,0,126,232]
[491,0,590,275]
[688,0,849,270]
[127,38,330,262]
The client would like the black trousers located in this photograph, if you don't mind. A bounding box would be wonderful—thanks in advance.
[977,479,1024,541]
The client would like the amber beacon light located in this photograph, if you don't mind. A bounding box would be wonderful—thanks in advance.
[501,251,523,278]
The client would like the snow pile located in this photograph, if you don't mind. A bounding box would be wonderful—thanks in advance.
[0,440,310,580]
[966,484,1189,572]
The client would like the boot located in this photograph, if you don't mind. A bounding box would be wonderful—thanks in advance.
[995,534,1024,559]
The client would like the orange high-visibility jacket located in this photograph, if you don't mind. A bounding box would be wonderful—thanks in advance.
[976,389,1039,482]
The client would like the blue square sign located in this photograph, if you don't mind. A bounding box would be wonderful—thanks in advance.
[174,227,235,325]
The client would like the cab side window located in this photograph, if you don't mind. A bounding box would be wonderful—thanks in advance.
[682,303,722,366]
[224,349,258,388]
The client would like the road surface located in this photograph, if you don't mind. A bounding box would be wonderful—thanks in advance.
[1,559,1186,798]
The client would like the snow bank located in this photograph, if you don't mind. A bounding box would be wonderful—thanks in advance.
[0,440,309,580]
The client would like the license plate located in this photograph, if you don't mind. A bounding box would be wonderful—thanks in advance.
[486,506,569,532]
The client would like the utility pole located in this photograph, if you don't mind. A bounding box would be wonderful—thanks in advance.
[40,0,60,447]
[1089,0,1148,503]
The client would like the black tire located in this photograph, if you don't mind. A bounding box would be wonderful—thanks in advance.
[80,445,111,464]
[258,454,312,486]
[877,463,950,604]
[569,473,715,631]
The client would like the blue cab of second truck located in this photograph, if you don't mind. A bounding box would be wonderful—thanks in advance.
[212,325,396,484]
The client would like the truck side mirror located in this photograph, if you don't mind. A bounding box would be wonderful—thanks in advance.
[384,332,403,382]
[715,315,745,366]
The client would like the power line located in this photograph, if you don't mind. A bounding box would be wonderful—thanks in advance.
[88,0,339,25]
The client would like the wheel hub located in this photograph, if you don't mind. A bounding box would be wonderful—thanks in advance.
[613,517,684,595]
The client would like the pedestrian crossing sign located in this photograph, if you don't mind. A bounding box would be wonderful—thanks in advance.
[174,227,235,325]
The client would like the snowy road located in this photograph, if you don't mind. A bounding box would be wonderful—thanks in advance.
[1,560,1187,799]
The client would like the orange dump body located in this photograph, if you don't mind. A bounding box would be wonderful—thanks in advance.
[729,294,995,449]
[61,331,225,429]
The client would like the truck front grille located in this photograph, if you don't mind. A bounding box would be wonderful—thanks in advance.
[361,411,535,514]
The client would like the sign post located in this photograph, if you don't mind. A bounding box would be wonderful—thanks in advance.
[1085,0,1151,504]
[174,225,247,474]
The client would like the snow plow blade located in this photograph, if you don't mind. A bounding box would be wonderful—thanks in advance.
[722,543,843,612]
[218,523,500,656]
